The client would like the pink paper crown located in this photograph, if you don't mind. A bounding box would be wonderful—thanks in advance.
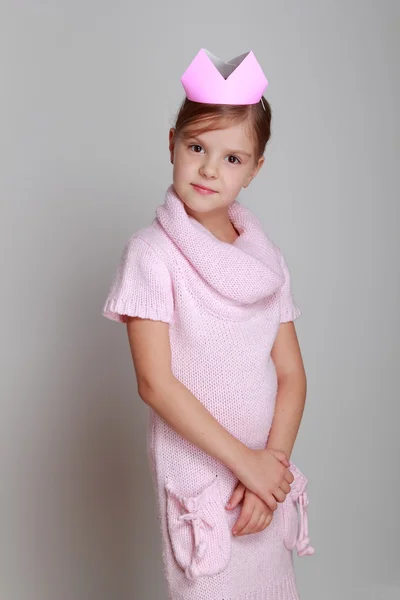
[181,48,268,106]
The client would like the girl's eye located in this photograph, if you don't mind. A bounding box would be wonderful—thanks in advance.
[226,155,241,164]
[189,144,204,153]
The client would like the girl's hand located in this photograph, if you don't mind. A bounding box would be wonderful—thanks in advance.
[226,481,273,536]
[232,447,294,512]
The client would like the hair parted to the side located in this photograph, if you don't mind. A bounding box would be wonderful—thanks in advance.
[173,96,272,162]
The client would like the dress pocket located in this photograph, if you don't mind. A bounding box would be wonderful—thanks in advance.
[165,475,232,581]
[281,462,315,557]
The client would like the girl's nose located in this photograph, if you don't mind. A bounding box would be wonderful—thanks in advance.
[199,160,218,179]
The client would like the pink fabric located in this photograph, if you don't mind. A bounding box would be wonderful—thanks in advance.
[165,475,232,581]
[281,463,315,558]
[102,185,313,599]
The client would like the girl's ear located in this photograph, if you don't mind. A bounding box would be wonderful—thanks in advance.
[169,128,176,164]
[243,156,265,188]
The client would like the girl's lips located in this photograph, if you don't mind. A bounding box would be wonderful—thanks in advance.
[191,183,217,195]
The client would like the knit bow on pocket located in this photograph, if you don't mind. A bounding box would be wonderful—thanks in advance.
[165,475,232,581]
[281,462,315,557]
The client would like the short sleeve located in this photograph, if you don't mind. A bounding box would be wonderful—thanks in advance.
[277,249,301,323]
[102,235,174,324]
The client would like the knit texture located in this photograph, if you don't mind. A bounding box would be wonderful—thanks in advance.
[102,185,313,599]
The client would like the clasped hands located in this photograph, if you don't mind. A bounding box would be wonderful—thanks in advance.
[227,448,294,537]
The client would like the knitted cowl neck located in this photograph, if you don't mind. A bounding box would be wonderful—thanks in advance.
[155,184,284,306]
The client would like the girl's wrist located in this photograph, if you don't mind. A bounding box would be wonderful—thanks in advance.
[224,438,252,477]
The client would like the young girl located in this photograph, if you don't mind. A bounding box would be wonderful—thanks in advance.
[102,49,314,600]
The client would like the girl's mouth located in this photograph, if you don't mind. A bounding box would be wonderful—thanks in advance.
[191,183,217,195]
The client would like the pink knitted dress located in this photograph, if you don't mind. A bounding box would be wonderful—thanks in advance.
[102,184,314,600]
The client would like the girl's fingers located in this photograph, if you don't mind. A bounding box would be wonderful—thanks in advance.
[255,512,267,533]
[232,505,253,536]
[236,510,273,536]
[254,511,273,533]
[280,480,291,494]
[263,512,273,529]
[226,482,245,510]
[273,487,286,503]
[235,510,261,536]
[266,494,278,512]
[285,470,295,484]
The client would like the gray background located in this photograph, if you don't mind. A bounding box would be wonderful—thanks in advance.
[1,1,399,599]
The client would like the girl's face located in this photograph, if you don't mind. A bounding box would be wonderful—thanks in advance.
[169,121,264,215]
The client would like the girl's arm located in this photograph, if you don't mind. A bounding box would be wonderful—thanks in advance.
[126,315,250,474]
[267,322,307,459]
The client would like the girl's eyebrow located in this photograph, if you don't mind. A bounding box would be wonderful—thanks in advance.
[189,135,252,158]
